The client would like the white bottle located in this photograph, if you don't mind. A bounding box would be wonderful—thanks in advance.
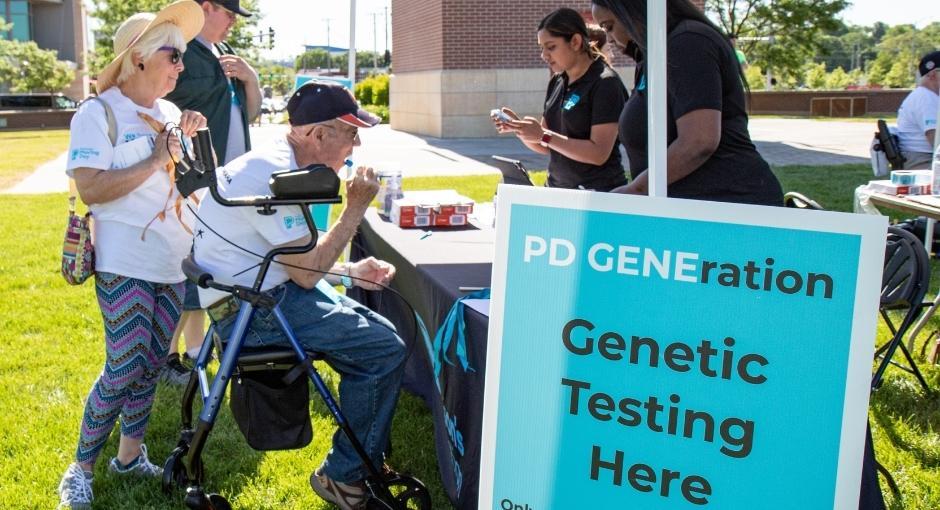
[383,169,403,216]
[933,142,940,196]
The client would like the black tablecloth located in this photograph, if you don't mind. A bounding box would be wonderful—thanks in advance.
[349,208,493,509]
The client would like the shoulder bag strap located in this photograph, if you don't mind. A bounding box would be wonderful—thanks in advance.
[69,97,118,204]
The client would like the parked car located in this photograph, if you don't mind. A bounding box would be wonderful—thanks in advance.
[0,93,79,110]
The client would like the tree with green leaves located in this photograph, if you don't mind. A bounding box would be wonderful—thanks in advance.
[256,62,294,96]
[0,17,75,93]
[294,48,331,71]
[866,23,940,88]
[706,0,849,85]
[88,0,260,74]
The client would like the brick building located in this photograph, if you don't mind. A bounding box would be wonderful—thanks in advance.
[390,0,704,137]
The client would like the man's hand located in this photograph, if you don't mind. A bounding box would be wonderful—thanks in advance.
[219,55,258,84]
[351,257,396,289]
[346,166,379,211]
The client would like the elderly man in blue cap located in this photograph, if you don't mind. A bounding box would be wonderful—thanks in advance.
[193,81,406,510]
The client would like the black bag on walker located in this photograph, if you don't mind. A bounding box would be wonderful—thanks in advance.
[229,364,312,451]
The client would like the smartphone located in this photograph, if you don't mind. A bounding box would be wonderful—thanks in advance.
[490,108,514,123]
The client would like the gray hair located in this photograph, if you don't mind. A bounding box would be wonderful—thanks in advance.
[116,22,186,85]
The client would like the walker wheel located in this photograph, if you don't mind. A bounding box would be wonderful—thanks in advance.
[184,487,232,510]
[162,446,189,494]
[367,474,432,510]
[207,494,233,510]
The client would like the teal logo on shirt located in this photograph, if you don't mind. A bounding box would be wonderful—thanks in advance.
[563,93,581,110]
[283,214,304,230]
[638,75,646,91]
[70,148,100,161]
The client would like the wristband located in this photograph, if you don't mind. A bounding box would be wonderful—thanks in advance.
[340,264,354,289]
[539,131,553,148]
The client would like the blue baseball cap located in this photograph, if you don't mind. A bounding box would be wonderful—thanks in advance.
[286,81,380,128]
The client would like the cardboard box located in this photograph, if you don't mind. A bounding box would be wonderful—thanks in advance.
[867,180,932,196]
[389,190,475,228]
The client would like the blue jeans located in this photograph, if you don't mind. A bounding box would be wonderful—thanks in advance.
[215,281,406,483]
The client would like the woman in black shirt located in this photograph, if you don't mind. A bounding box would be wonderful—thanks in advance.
[590,0,783,206]
[493,7,628,191]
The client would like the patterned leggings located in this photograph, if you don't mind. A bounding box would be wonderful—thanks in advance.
[75,272,184,465]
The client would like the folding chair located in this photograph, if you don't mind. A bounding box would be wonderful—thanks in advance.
[872,226,932,392]
[783,191,824,210]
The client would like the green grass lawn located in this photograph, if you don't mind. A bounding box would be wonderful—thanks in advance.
[3,166,940,508]
[0,129,70,190]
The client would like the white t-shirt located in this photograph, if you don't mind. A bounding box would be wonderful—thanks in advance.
[66,87,194,283]
[193,139,312,306]
[897,86,939,154]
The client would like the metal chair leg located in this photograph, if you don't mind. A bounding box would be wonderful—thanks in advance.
[906,293,940,351]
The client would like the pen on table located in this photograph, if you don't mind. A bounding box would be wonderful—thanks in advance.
[419,230,433,240]
[459,286,485,292]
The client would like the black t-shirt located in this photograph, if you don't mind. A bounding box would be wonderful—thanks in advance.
[543,58,628,191]
[619,20,783,206]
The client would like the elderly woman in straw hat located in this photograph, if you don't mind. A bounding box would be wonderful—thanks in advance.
[57,2,206,508]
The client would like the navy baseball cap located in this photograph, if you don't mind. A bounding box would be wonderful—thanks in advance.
[287,80,381,128]
[919,51,940,77]
[197,0,251,17]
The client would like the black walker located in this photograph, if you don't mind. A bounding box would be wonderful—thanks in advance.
[161,128,431,510]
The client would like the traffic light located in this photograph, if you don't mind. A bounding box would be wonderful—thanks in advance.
[268,27,275,50]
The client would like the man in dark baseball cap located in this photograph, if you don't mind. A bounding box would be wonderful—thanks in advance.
[288,80,381,128]
[919,50,940,78]
[193,76,405,510]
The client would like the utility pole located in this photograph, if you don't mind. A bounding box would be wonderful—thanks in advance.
[371,12,379,71]
[348,0,356,86]
[323,18,332,70]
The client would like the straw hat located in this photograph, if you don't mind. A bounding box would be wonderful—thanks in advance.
[95,0,204,94]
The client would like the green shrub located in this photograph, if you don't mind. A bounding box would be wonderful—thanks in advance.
[363,104,389,123]
[371,74,389,106]
[355,79,374,106]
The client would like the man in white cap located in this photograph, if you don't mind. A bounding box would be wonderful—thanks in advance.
[193,81,406,510]
[896,50,940,169]
[163,0,262,386]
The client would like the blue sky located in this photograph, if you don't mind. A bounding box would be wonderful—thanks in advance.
[250,0,938,60]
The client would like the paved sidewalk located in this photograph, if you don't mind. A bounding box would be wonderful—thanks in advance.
[5,151,68,194]
[749,118,871,166]
[2,118,877,195]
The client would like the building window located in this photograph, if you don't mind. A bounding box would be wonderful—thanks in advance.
[4,0,30,41]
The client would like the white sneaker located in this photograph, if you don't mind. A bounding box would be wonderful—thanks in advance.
[57,462,93,509]
[108,443,163,478]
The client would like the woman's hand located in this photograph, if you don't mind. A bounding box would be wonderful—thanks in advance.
[612,172,647,194]
[178,110,207,137]
[491,107,519,134]
[506,116,545,144]
[150,129,182,168]
[350,257,396,289]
